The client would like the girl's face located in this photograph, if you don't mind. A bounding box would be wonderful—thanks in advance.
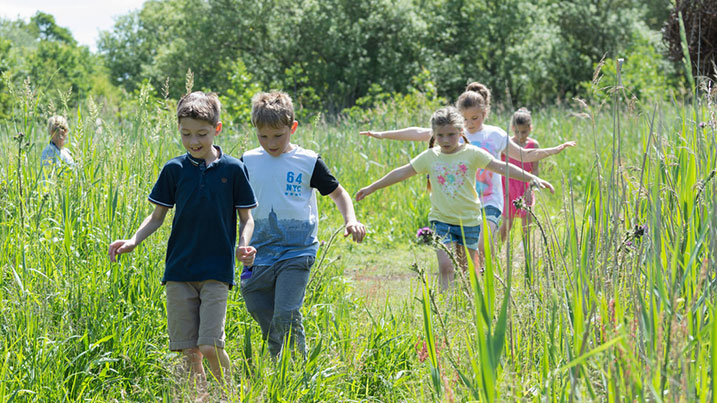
[433,124,462,154]
[512,123,532,143]
[51,129,68,149]
[460,106,486,133]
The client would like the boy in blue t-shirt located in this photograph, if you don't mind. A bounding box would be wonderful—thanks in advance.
[108,92,257,389]
[241,91,366,357]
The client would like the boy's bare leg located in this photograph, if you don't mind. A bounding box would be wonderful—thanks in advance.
[436,245,455,291]
[183,347,207,390]
[199,345,231,385]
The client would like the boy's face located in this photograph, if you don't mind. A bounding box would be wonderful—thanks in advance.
[256,121,297,157]
[179,117,221,161]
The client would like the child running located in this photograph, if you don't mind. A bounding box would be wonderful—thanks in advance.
[499,108,539,243]
[108,92,257,393]
[356,106,554,290]
[359,82,575,260]
[241,91,366,357]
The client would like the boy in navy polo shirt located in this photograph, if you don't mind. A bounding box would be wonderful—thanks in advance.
[240,91,366,357]
[108,92,257,390]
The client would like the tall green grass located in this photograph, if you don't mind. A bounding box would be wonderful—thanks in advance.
[1,75,715,401]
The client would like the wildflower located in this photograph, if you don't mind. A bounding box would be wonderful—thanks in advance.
[698,122,707,129]
[415,340,429,363]
[633,223,646,239]
[416,227,434,245]
[512,197,525,211]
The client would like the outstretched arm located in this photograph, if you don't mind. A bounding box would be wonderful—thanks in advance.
[359,127,432,142]
[486,159,554,193]
[355,163,418,201]
[505,138,576,162]
[235,208,256,266]
[108,204,169,262]
[328,185,366,243]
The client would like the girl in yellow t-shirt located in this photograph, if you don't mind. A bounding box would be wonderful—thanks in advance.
[356,106,554,290]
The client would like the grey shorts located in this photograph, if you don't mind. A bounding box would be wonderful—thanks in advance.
[165,280,229,351]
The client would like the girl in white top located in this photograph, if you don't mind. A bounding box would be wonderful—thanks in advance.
[360,82,575,259]
[356,107,554,290]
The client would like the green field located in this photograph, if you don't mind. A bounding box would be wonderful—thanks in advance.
[1,83,716,401]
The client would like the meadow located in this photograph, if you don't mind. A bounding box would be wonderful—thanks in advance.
[0,78,716,401]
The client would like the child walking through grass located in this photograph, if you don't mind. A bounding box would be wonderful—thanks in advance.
[359,82,575,261]
[356,106,554,290]
[108,92,257,394]
[499,108,540,243]
[240,91,366,357]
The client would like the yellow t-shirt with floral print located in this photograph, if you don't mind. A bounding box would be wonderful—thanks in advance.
[410,144,492,227]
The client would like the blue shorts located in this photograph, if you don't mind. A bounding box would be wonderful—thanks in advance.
[483,205,502,227]
[430,220,481,250]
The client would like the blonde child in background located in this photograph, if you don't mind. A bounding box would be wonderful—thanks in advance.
[359,82,575,261]
[499,108,539,243]
[356,106,554,290]
[41,115,75,170]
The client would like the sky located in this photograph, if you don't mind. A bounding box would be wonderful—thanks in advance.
[0,0,146,51]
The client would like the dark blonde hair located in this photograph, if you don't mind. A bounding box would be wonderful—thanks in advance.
[456,82,491,117]
[47,115,69,138]
[177,91,221,126]
[511,107,532,127]
[251,91,295,129]
[426,107,469,191]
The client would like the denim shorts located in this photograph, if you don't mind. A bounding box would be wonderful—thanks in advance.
[430,220,481,250]
[483,205,502,227]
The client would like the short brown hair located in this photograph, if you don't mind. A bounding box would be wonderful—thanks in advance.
[456,82,491,116]
[177,91,221,126]
[251,91,295,129]
[47,115,69,138]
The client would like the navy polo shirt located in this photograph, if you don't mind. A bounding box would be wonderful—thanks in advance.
[148,146,257,285]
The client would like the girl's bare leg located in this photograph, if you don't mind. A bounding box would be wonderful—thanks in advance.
[436,244,456,291]
[467,248,482,278]
[477,221,498,265]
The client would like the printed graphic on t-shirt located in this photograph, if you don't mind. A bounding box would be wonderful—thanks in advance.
[432,161,470,197]
[253,206,316,260]
[284,171,304,197]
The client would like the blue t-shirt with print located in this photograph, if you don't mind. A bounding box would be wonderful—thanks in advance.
[241,146,339,267]
[149,146,257,285]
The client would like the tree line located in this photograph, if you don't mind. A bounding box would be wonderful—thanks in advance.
[2,0,711,121]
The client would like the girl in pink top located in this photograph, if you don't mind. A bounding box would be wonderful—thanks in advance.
[499,108,539,243]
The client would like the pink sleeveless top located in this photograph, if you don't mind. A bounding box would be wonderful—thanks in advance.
[501,139,538,219]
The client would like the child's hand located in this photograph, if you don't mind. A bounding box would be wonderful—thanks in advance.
[359,131,383,139]
[355,186,373,201]
[557,141,576,152]
[344,221,366,243]
[108,239,136,262]
[532,178,554,193]
[236,246,257,266]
